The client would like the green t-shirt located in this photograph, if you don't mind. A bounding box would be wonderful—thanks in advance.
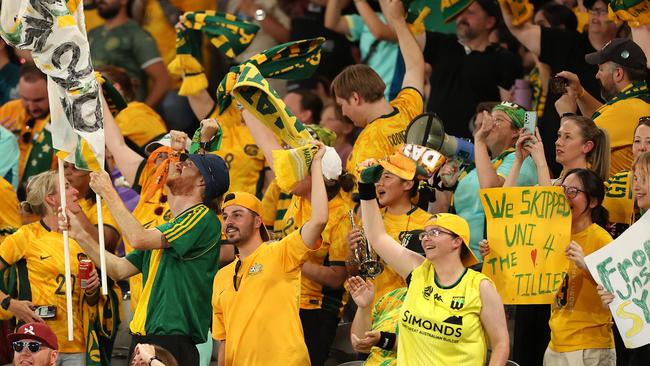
[126,204,221,344]
[88,20,162,101]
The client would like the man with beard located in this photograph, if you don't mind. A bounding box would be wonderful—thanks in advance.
[0,63,56,197]
[59,131,229,366]
[211,144,328,366]
[556,38,650,174]
[88,0,170,107]
[423,0,523,138]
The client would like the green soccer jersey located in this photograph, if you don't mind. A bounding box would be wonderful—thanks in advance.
[126,204,221,344]
[88,20,162,101]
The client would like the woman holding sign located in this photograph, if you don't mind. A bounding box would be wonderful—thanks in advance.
[357,162,510,366]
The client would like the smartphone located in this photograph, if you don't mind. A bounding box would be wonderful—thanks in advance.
[550,76,568,95]
[523,112,537,135]
[34,305,56,319]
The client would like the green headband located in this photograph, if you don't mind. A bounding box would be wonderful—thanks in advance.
[491,102,526,128]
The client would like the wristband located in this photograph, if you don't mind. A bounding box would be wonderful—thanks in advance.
[378,331,396,351]
[1,296,11,310]
[148,356,160,366]
[358,182,376,200]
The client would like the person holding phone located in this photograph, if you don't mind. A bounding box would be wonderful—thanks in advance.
[0,171,101,364]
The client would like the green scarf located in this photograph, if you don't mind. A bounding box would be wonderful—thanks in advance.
[169,11,260,96]
[215,37,325,148]
[592,81,650,119]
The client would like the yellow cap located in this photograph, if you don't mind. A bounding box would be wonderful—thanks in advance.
[222,192,270,241]
[425,213,478,267]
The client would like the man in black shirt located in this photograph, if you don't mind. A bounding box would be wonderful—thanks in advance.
[424,0,523,139]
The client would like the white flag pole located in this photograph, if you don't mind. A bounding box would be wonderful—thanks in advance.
[57,158,74,341]
[96,193,108,295]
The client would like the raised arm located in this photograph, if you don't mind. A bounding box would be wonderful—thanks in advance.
[474,112,506,188]
[498,1,541,56]
[241,109,283,170]
[631,25,650,69]
[348,276,379,353]
[300,143,329,248]
[101,96,144,186]
[359,182,424,278]
[325,0,351,36]
[58,207,140,281]
[188,88,217,121]
[355,0,397,41]
[89,170,168,250]
[383,0,424,94]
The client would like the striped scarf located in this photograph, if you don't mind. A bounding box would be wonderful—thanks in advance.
[609,0,649,27]
[169,11,260,96]
[592,81,650,119]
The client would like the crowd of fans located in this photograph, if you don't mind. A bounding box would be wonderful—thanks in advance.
[0,0,649,365]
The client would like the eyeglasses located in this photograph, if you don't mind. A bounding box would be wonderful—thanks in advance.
[233,259,242,291]
[562,185,585,199]
[418,228,457,241]
[12,341,43,353]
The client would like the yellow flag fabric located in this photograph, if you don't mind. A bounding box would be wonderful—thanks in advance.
[499,0,534,26]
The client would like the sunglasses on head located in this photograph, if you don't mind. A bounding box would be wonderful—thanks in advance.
[12,340,43,353]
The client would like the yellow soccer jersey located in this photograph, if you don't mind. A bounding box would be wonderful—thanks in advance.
[79,197,121,243]
[261,179,293,238]
[115,102,168,155]
[286,196,352,313]
[603,170,635,225]
[549,223,614,352]
[0,177,20,244]
[365,287,407,366]
[346,88,423,180]
[212,230,313,365]
[371,207,432,307]
[208,106,266,196]
[593,91,650,174]
[0,100,55,183]
[398,262,490,365]
[0,221,88,353]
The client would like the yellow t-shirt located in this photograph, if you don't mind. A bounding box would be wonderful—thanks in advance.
[398,262,490,365]
[0,177,20,244]
[549,223,614,352]
[208,106,266,196]
[115,102,168,155]
[593,89,650,174]
[261,179,293,238]
[346,88,423,180]
[0,221,87,353]
[212,230,313,365]
[603,170,635,225]
[285,196,351,313]
[371,207,432,307]
[0,100,55,183]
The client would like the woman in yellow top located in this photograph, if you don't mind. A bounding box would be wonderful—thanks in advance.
[0,171,100,362]
[357,169,510,366]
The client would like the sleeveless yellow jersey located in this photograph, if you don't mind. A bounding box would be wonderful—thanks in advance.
[115,102,168,155]
[549,223,614,352]
[0,177,20,243]
[0,221,88,353]
[208,105,266,196]
[398,262,490,365]
[371,207,431,307]
[261,179,293,238]
[281,195,352,315]
[346,88,423,180]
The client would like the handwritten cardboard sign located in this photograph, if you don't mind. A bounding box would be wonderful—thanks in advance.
[585,211,650,349]
[480,186,571,304]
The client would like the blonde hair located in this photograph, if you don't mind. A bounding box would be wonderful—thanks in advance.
[20,170,57,217]
[563,116,611,180]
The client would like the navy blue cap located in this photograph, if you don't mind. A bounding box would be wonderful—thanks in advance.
[186,154,229,204]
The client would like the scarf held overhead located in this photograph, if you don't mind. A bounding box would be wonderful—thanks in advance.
[0,0,105,171]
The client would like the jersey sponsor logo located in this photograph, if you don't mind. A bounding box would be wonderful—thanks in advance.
[433,293,443,302]
[387,131,406,146]
[423,285,433,300]
[450,296,465,310]
[244,144,259,157]
[248,263,264,276]
[402,310,462,338]
[443,315,463,326]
